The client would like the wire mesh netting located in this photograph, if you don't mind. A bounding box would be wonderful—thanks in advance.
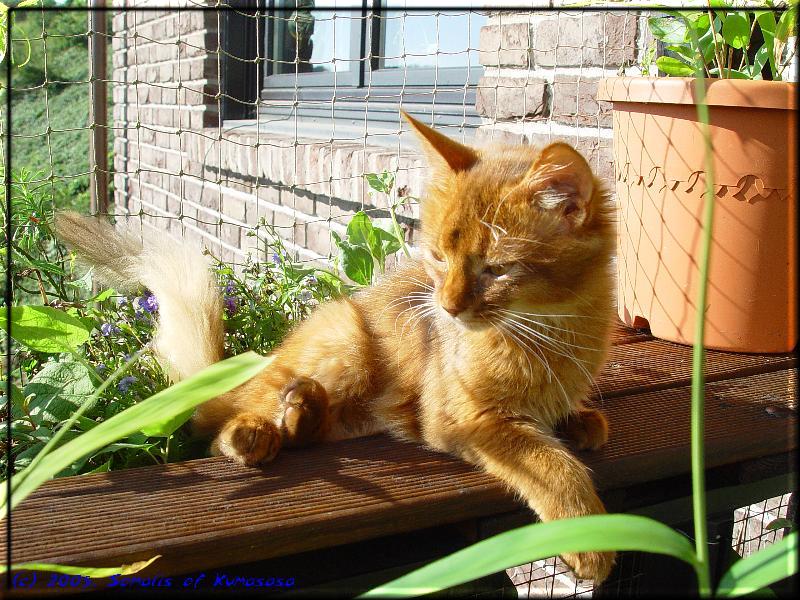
[1,2,796,597]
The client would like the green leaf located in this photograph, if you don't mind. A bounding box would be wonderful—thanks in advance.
[339,241,374,286]
[12,250,66,276]
[687,13,711,35]
[716,532,797,597]
[347,211,386,266]
[1,305,91,353]
[765,518,794,532]
[657,55,696,76]
[755,11,778,79]
[697,28,723,64]
[86,460,112,474]
[90,288,115,303]
[0,555,161,577]
[775,7,796,43]
[374,223,403,257]
[0,380,26,420]
[359,514,700,598]
[25,360,96,424]
[649,16,688,44]
[0,352,270,519]
[665,44,697,61]
[364,171,395,195]
[709,67,750,79]
[140,406,193,437]
[722,12,751,49]
[748,44,771,79]
[346,211,377,250]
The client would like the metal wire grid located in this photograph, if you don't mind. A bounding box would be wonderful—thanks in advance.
[2,3,794,598]
[504,493,796,598]
[0,3,640,273]
[733,492,795,558]
[107,2,489,269]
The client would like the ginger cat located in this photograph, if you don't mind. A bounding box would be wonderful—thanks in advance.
[55,113,616,582]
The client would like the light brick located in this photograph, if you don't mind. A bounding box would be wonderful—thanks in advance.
[550,76,612,128]
[533,13,637,68]
[475,76,548,120]
[479,22,530,67]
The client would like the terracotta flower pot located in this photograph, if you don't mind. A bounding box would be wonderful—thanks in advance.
[598,77,797,353]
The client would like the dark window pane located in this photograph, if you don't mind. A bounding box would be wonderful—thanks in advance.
[272,0,356,74]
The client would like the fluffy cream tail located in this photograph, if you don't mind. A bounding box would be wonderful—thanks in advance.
[54,212,224,382]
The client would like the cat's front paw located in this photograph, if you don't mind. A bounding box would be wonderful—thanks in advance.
[280,376,330,448]
[562,550,616,584]
[559,408,609,451]
[213,413,282,466]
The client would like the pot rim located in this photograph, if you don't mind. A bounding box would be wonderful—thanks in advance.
[598,76,796,110]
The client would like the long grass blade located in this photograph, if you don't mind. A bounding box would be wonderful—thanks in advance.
[0,352,271,519]
[0,555,161,577]
[716,532,798,597]
[359,514,701,598]
[686,16,716,597]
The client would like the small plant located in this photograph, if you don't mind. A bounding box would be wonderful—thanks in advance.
[649,3,797,80]
[1,200,343,479]
[331,170,417,287]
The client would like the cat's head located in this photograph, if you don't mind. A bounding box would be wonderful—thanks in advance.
[404,112,614,329]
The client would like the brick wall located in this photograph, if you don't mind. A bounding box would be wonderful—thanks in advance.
[111,4,643,269]
[474,11,641,183]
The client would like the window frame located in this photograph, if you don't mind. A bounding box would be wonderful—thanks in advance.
[258,0,486,125]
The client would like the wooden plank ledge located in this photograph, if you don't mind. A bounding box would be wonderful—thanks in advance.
[2,324,796,580]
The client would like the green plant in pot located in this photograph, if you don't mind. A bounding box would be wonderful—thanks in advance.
[597,4,797,353]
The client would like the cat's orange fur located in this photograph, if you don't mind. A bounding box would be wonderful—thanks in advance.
[55,113,617,582]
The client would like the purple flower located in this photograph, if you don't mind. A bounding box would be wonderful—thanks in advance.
[300,290,312,302]
[116,296,128,307]
[100,323,119,336]
[224,296,239,316]
[139,292,159,313]
[271,252,282,265]
[306,275,317,285]
[118,376,137,393]
[224,280,236,295]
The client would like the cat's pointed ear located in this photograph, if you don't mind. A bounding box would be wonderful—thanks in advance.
[402,111,478,172]
[525,143,595,226]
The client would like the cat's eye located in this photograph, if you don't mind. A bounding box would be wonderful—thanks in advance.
[485,263,511,277]
[429,249,446,263]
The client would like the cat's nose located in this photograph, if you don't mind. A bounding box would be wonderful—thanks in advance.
[442,304,463,317]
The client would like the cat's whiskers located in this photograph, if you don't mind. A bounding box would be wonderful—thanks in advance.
[493,313,573,406]
[489,186,517,233]
[398,298,438,341]
[392,295,434,336]
[478,218,508,243]
[498,309,603,350]
[503,308,603,321]
[489,316,535,385]
[501,312,608,400]
[399,276,435,292]
[380,288,434,317]
[503,316,594,366]
[502,314,604,402]
[489,310,553,385]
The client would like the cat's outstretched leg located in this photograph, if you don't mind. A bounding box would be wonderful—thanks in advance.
[558,407,609,451]
[456,417,615,584]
